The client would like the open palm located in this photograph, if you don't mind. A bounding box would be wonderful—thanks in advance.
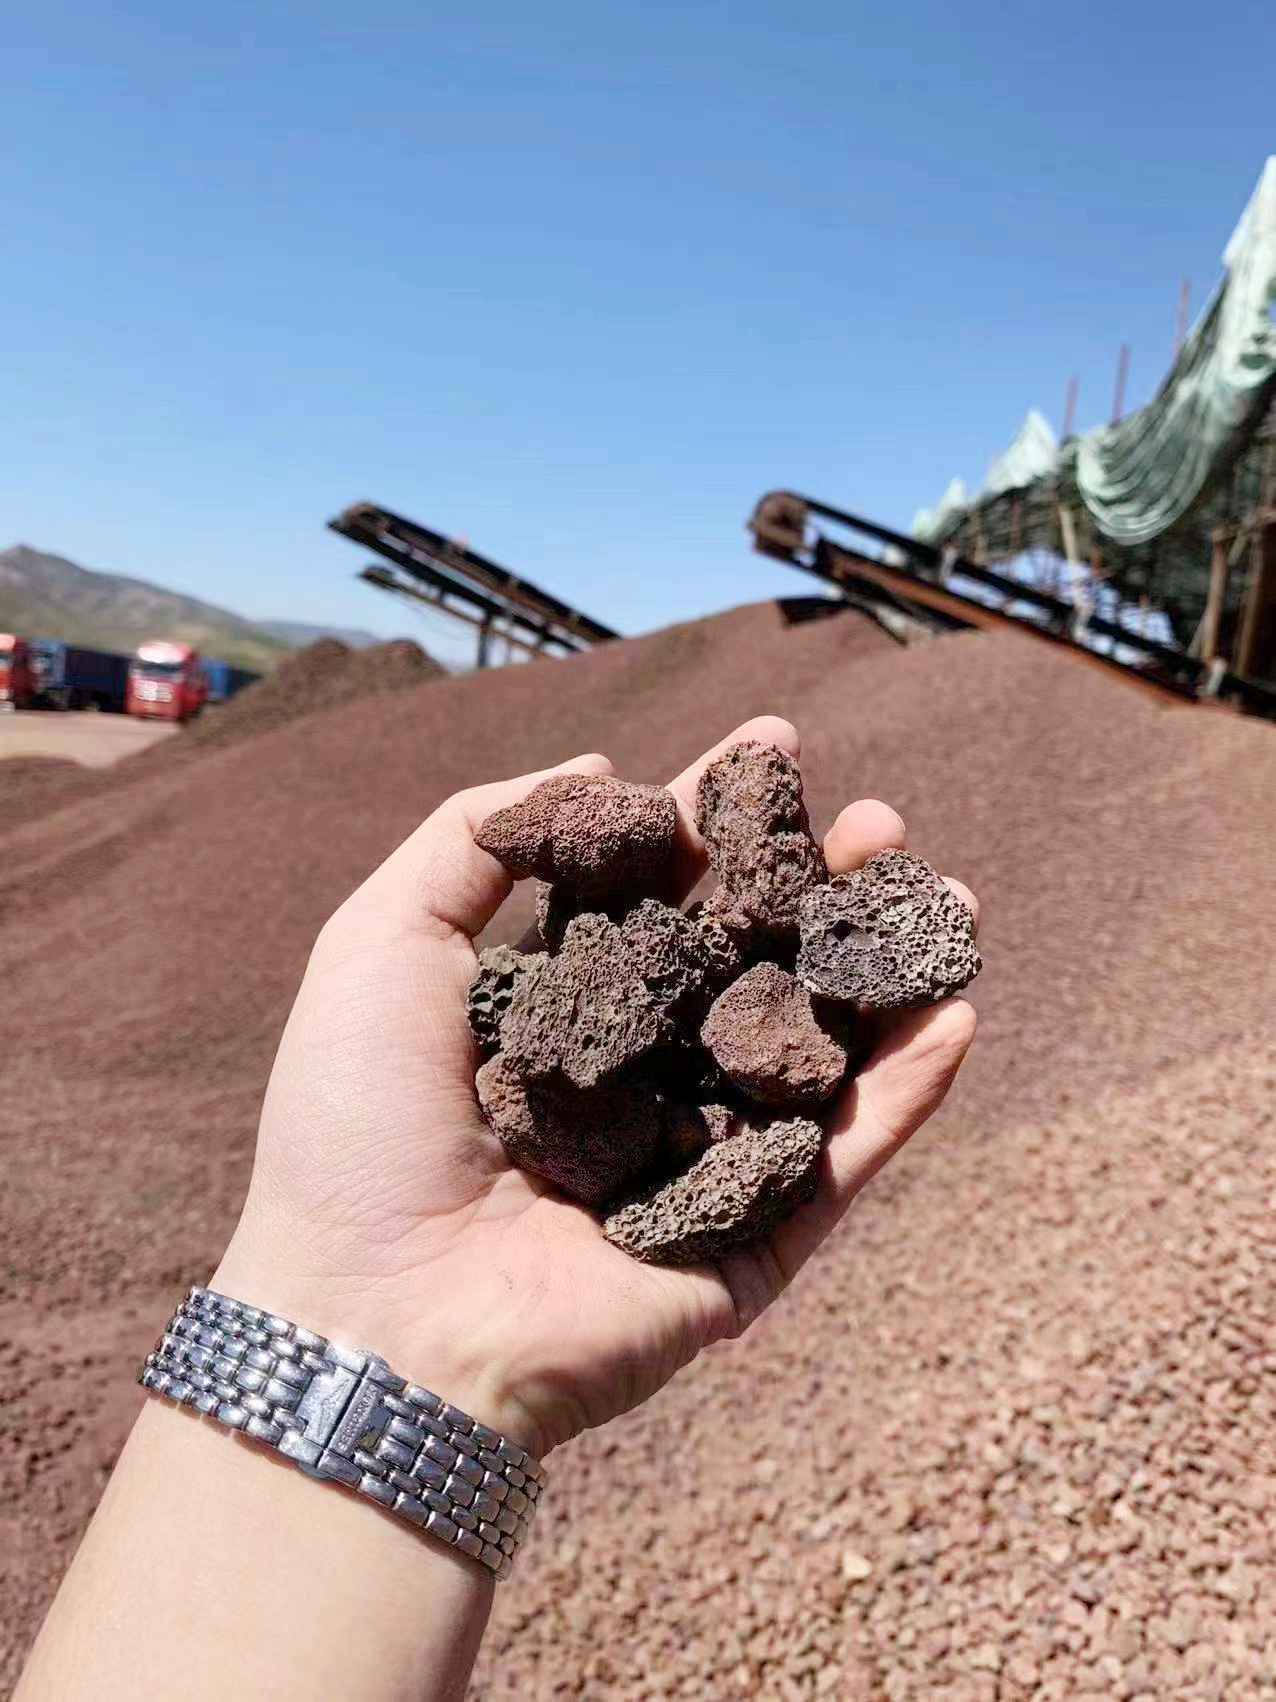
[215,716,978,1462]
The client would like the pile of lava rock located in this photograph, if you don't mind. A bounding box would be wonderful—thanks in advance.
[467,742,980,1265]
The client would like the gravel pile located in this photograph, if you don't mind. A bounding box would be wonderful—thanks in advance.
[0,637,446,832]
[1,595,1274,1695]
[186,635,446,748]
[0,754,82,816]
[475,1039,1276,1699]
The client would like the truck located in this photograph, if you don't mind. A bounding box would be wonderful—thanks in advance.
[0,633,35,709]
[28,640,131,711]
[126,640,209,722]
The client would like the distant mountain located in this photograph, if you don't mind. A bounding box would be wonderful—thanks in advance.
[257,618,381,650]
[0,546,376,674]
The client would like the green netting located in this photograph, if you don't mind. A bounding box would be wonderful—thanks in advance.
[912,159,1276,646]
[1078,158,1276,543]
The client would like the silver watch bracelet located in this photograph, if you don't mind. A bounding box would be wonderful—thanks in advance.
[139,1285,544,1581]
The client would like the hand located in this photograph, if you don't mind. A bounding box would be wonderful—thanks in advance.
[214,716,978,1462]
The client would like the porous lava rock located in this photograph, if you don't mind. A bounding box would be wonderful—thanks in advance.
[466,944,538,1054]
[798,848,981,1008]
[603,1116,823,1264]
[685,899,746,983]
[620,899,709,1019]
[475,1055,660,1206]
[696,741,826,934]
[701,962,847,1105]
[476,773,677,897]
[468,744,967,1265]
[697,1101,738,1143]
[500,912,669,1089]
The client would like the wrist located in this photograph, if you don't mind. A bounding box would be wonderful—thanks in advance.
[209,1216,550,1462]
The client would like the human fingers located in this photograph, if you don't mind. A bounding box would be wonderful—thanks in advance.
[661,715,801,900]
[943,876,980,938]
[822,799,907,874]
[318,752,616,958]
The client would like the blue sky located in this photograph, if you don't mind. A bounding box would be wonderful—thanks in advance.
[2,1,1272,663]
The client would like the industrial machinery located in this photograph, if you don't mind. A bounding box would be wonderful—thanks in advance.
[330,503,618,668]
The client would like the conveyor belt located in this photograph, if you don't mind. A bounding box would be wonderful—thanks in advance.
[749,491,1276,720]
[330,503,618,660]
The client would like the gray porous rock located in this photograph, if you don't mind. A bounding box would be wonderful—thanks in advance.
[695,741,827,934]
[797,848,981,1009]
[685,899,746,983]
[620,899,710,1019]
[475,773,677,897]
[476,1055,661,1206]
[500,912,670,1089]
[602,1116,824,1265]
[697,1101,739,1143]
[466,944,538,1054]
[701,961,847,1106]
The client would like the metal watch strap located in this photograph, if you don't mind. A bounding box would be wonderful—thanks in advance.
[139,1286,544,1581]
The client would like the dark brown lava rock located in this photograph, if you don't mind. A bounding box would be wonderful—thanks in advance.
[500,912,670,1089]
[475,773,677,897]
[468,749,974,1269]
[620,899,709,1019]
[466,944,538,1054]
[602,1116,823,1265]
[476,1055,660,1206]
[798,848,981,1008]
[701,962,847,1106]
[695,741,826,934]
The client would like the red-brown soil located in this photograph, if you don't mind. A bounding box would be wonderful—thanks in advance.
[2,598,1274,1698]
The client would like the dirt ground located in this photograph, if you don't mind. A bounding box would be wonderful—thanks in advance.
[2,606,1274,1698]
[0,709,177,767]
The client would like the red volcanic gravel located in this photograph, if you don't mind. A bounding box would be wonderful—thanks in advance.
[475,1054,662,1208]
[697,737,827,934]
[2,595,1276,1697]
[186,636,446,748]
[0,638,445,834]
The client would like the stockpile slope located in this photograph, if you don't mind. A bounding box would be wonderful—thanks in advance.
[185,635,446,748]
[2,597,1274,1695]
[477,1039,1276,1699]
[0,636,446,834]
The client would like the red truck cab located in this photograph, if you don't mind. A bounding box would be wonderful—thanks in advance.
[0,633,34,709]
[126,640,208,722]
